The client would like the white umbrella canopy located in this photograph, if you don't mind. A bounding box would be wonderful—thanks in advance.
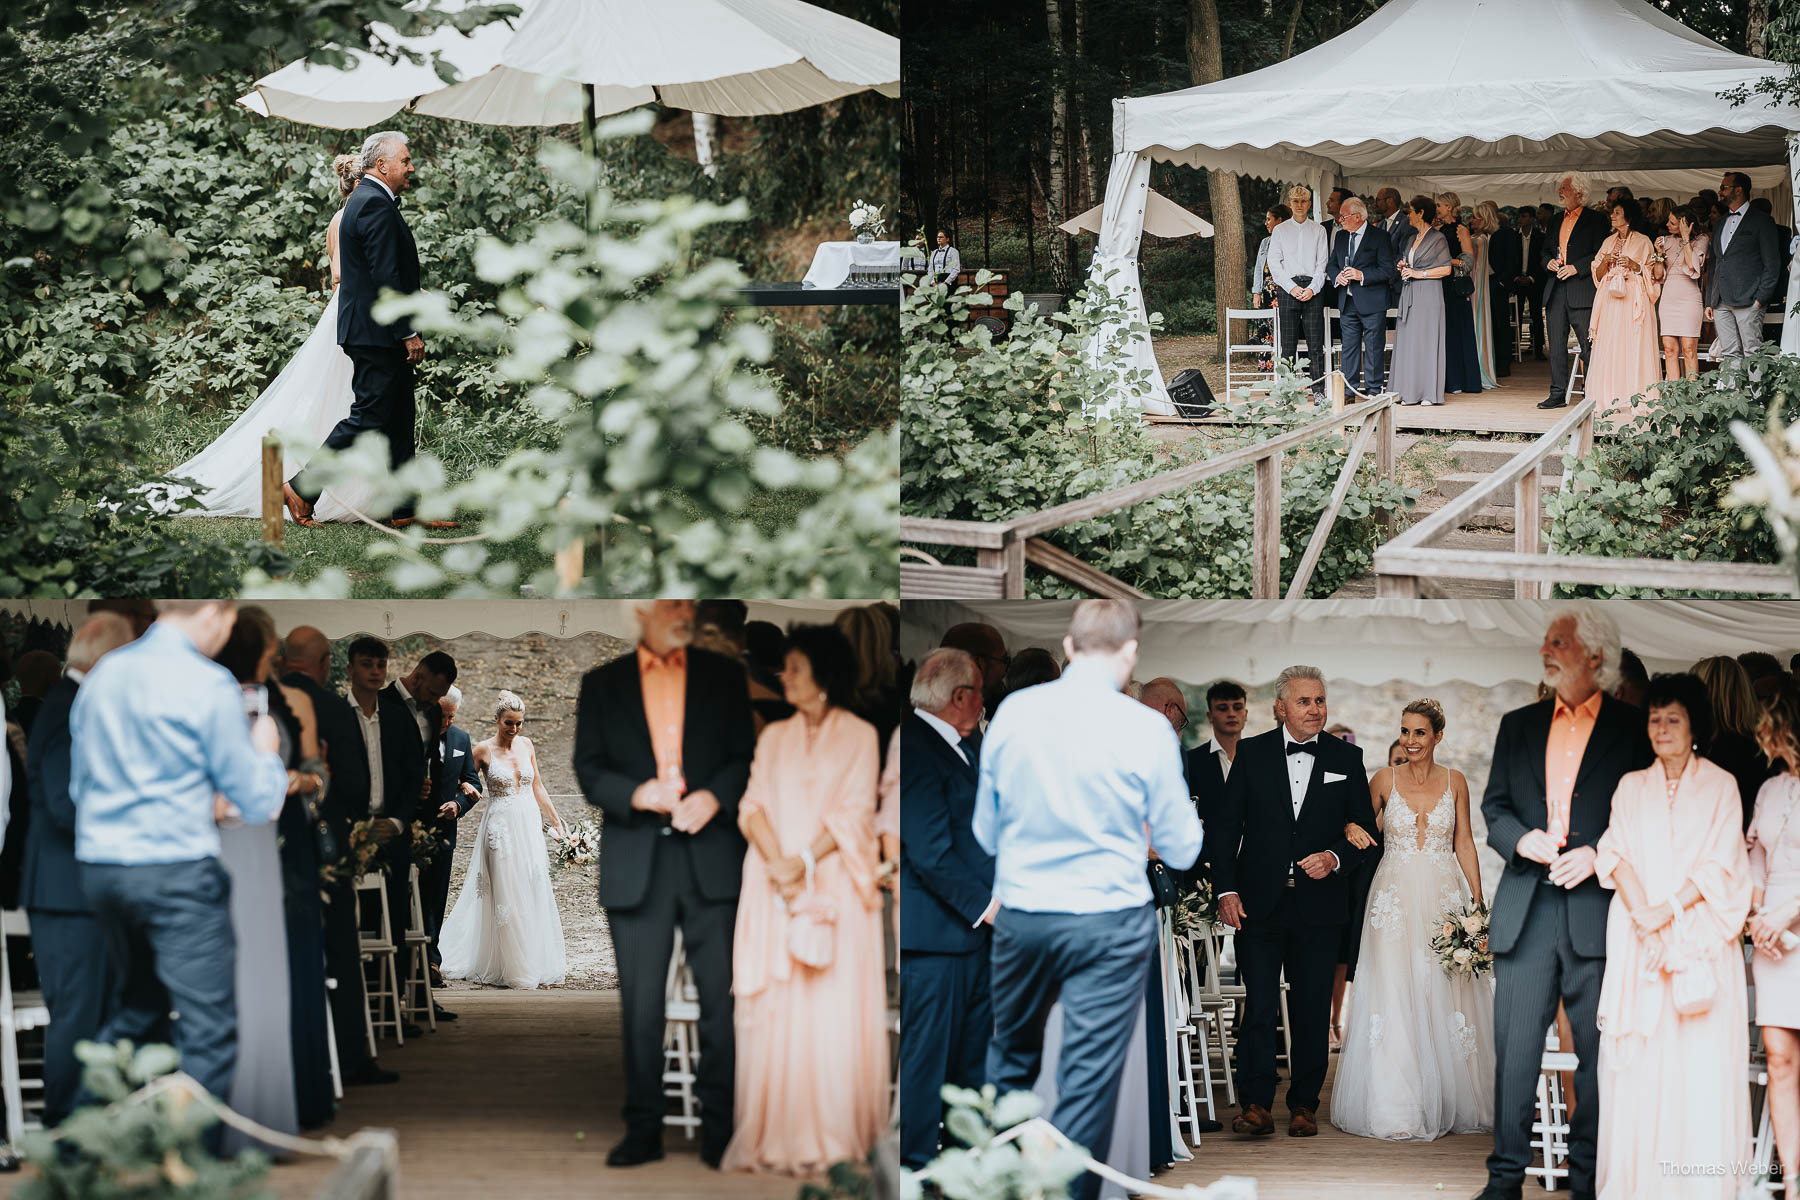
[237,0,899,129]
[1059,188,1214,239]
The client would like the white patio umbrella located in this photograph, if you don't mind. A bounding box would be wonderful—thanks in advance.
[237,0,899,129]
[1059,188,1213,239]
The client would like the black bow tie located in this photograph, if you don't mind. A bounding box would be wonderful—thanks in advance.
[1286,741,1317,755]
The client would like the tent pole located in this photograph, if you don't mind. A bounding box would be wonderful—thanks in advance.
[582,83,599,234]
[1785,133,1800,356]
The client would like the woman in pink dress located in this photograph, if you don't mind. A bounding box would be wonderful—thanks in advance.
[1587,199,1663,423]
[1650,204,1710,382]
[1594,673,1752,1200]
[723,624,889,1175]
[1746,681,1800,1189]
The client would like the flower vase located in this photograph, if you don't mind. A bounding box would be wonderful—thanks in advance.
[856,231,874,245]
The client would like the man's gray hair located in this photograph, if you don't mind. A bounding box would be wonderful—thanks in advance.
[444,685,463,709]
[1548,604,1622,692]
[1339,196,1368,219]
[1561,170,1593,203]
[910,648,979,713]
[360,131,408,173]
[67,612,134,672]
[1273,664,1326,702]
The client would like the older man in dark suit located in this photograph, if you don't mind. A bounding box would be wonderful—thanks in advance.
[1325,197,1398,394]
[1705,170,1784,362]
[1539,172,1612,410]
[21,613,134,1126]
[897,648,995,1169]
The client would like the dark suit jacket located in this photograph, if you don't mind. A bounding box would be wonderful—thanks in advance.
[1325,224,1398,316]
[1210,728,1376,925]
[337,176,420,348]
[1705,204,1784,310]
[899,714,993,955]
[1490,226,1523,290]
[573,647,755,910]
[281,672,369,849]
[430,723,482,848]
[1540,206,1610,309]
[1482,693,1652,958]
[1517,226,1548,294]
[1181,740,1231,886]
[376,683,430,828]
[21,677,82,913]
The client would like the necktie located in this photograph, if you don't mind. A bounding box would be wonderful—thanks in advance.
[1286,741,1317,755]
[1350,232,1361,268]
[959,736,979,764]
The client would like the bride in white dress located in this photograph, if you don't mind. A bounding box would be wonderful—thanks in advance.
[440,690,569,990]
[1332,698,1496,1141]
[162,153,372,521]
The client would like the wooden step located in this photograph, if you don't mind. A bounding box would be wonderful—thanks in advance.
[1434,471,1561,508]
[1413,491,1520,534]
[1444,439,1566,478]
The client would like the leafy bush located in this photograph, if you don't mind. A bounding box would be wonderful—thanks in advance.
[1545,347,1789,596]
[901,274,1411,597]
[901,1086,1085,1200]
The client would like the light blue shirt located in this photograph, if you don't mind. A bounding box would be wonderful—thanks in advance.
[973,659,1201,913]
[72,622,288,865]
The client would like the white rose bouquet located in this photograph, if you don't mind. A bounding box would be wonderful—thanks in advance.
[1431,898,1493,977]
[847,198,887,240]
[550,818,601,866]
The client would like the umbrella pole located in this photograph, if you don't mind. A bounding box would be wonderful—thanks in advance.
[580,83,599,233]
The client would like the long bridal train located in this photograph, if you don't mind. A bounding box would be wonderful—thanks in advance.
[160,289,374,521]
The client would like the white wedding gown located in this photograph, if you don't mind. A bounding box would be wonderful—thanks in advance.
[439,750,568,990]
[162,288,374,521]
[1332,779,1496,1141]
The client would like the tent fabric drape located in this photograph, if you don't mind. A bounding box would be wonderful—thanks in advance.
[1091,149,1170,416]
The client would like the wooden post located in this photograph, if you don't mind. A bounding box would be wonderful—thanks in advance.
[1514,466,1543,600]
[1253,450,1282,599]
[553,498,584,594]
[1328,369,1345,414]
[1576,405,1594,463]
[1000,535,1027,598]
[1374,401,1396,537]
[261,435,284,549]
[1375,573,1419,598]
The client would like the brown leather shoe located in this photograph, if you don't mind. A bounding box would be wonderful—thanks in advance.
[282,481,318,527]
[1288,1107,1319,1137]
[1231,1103,1275,1136]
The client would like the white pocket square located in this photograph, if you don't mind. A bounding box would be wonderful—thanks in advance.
[1323,771,1346,783]
[452,748,465,759]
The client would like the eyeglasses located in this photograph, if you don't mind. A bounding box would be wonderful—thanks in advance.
[1166,701,1189,733]
[973,652,1011,671]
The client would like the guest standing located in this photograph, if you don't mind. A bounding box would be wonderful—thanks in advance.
[975,600,1200,1200]
[1470,201,1506,386]
[1593,674,1751,1200]
[723,625,888,1174]
[1539,172,1610,410]
[1486,202,1522,378]
[1436,193,1486,394]
[928,230,961,288]
[898,648,994,1169]
[423,685,481,997]
[1249,205,1291,304]
[1514,208,1547,361]
[1747,680,1800,1189]
[1392,196,1451,408]
[1182,680,1249,891]
[1267,185,1330,399]
[1652,205,1709,382]
[1704,171,1783,362]
[70,600,287,1125]
[20,613,134,1126]
[1587,199,1662,423]
[1691,654,1774,828]
[1325,197,1397,395]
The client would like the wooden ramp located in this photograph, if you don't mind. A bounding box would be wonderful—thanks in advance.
[1155,1050,1492,1198]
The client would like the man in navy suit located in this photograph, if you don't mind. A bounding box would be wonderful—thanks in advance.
[423,686,482,994]
[1324,198,1397,394]
[21,612,135,1125]
[897,648,995,1169]
[285,129,444,529]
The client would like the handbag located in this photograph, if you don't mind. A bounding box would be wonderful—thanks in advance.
[785,852,837,969]
[1146,859,1181,909]
[1607,270,1628,298]
[1448,268,1475,301]
[1669,959,1717,1016]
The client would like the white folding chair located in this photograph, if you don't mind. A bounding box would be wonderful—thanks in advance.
[401,866,436,1032]
[0,911,48,1157]
[1225,308,1280,398]
[1529,1024,1576,1192]
[1173,934,1218,1129]
[1191,922,1240,1107]
[356,873,403,1047]
[662,930,702,1140]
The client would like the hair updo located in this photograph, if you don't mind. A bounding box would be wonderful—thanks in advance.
[333,153,364,200]
[494,690,525,721]
[1403,698,1446,735]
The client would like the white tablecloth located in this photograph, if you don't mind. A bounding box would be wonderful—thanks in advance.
[802,240,901,288]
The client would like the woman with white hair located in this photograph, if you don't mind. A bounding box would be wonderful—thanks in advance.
[439,689,569,990]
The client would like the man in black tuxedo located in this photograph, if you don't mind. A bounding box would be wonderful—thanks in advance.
[21,613,134,1125]
[573,600,755,1169]
[1211,665,1375,1139]
[423,685,482,998]
[1538,172,1610,410]
[1477,610,1651,1200]
[284,130,444,529]
[1487,211,1523,379]
[897,648,995,1169]
[1512,208,1548,361]
[1325,198,1397,394]
[1182,680,1248,889]
[282,626,397,1086]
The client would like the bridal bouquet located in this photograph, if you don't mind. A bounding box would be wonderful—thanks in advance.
[550,818,601,867]
[1431,900,1493,977]
[848,198,887,240]
[408,819,439,871]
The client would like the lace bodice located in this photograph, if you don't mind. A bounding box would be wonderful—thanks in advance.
[483,748,533,804]
[1382,778,1456,860]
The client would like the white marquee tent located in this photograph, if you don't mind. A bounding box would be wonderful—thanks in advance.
[0,599,859,642]
[901,599,1800,688]
[1091,0,1800,414]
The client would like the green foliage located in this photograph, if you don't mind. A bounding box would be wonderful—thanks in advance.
[1545,348,1789,596]
[902,1086,1086,1200]
[901,273,1411,597]
[17,1040,273,1199]
[276,119,897,598]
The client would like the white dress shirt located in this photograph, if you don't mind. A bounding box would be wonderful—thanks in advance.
[1267,217,1330,295]
[1282,726,1318,817]
[396,678,434,745]
[1214,742,1235,782]
[367,174,397,202]
[928,245,961,285]
[915,708,967,765]
[1719,202,1749,253]
[352,692,385,814]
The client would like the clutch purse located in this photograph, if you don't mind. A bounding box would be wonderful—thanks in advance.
[1607,270,1628,298]
[785,853,837,969]
[1146,859,1182,909]
[1669,960,1716,1016]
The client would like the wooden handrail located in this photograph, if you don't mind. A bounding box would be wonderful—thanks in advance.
[1375,547,1797,595]
[898,516,1016,548]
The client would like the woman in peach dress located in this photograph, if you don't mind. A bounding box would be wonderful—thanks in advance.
[1651,204,1710,382]
[1593,673,1752,1200]
[1587,199,1663,423]
[723,624,889,1175]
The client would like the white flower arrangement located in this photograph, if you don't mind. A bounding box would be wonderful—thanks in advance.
[847,198,887,240]
[1431,899,1493,977]
[549,818,601,866]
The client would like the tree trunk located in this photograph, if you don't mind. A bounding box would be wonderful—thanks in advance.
[1045,0,1073,294]
[692,113,718,178]
[1074,0,1099,208]
[1189,0,1246,360]
[1282,0,1305,59]
[1749,0,1771,58]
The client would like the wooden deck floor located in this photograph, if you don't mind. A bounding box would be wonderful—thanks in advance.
[1155,1047,1492,1198]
